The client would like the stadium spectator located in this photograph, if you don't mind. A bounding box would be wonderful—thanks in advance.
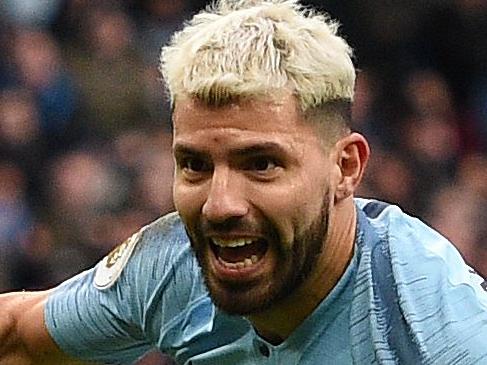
[0,162,32,248]
[11,28,80,154]
[65,3,153,139]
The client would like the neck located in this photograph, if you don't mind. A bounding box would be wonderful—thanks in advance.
[462,244,487,279]
[248,198,357,344]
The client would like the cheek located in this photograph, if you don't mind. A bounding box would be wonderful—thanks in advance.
[250,178,326,242]
[173,182,204,219]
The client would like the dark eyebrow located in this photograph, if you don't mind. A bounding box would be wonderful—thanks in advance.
[173,142,290,161]
[174,142,287,155]
[173,145,212,165]
[173,144,200,156]
[230,142,289,157]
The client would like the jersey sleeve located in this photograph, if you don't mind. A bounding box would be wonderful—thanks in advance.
[45,212,210,364]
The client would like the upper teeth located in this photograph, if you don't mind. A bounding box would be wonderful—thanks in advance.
[212,238,257,248]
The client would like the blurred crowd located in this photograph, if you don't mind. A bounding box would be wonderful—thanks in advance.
[0,0,486,363]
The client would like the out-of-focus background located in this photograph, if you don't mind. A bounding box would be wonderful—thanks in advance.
[0,0,485,363]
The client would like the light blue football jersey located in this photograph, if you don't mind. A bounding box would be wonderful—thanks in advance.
[45,199,487,364]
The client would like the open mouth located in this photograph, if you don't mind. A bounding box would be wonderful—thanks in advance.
[210,237,269,270]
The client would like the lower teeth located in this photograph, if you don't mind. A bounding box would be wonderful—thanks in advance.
[220,255,259,269]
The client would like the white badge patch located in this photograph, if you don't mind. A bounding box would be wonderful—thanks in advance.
[94,229,143,290]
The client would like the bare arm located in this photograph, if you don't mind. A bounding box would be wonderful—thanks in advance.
[0,291,96,365]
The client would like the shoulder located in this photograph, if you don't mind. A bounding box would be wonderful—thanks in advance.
[138,211,188,253]
[356,198,472,269]
[45,212,212,360]
[133,211,192,269]
[357,198,487,305]
[94,211,192,290]
[357,198,487,362]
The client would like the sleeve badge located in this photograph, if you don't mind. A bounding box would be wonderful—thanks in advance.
[93,229,144,290]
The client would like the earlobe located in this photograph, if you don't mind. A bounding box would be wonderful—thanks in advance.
[334,133,370,203]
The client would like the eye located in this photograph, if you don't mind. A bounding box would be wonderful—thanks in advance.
[179,156,211,173]
[244,156,281,174]
[251,157,277,171]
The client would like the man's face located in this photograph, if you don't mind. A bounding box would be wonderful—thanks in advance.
[172,95,336,315]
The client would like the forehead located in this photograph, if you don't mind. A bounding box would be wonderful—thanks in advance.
[172,95,316,143]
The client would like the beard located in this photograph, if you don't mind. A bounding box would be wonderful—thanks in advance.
[186,192,330,316]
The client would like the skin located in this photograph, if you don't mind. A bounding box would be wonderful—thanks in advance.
[0,291,96,364]
[0,93,369,360]
[173,94,369,344]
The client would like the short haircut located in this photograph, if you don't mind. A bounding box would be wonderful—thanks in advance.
[160,0,355,133]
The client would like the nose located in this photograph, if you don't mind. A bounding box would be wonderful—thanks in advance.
[202,167,248,223]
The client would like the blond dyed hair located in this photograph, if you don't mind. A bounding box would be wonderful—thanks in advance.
[160,0,355,111]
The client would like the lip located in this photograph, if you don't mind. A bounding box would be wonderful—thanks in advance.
[208,239,271,283]
[206,233,266,241]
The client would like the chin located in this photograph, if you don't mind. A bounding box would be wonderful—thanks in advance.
[206,278,277,315]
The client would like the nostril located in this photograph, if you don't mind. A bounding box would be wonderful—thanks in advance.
[202,194,249,223]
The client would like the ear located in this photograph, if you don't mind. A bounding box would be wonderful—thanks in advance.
[333,133,370,203]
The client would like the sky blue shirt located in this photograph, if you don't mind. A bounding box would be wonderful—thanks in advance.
[45,199,487,364]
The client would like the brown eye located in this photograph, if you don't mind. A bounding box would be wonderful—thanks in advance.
[244,156,279,173]
[180,157,210,173]
[253,157,276,171]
